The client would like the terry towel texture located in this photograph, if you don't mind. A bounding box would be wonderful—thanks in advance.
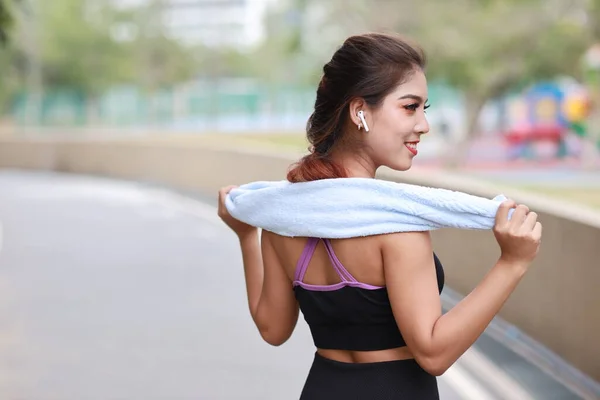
[225,178,509,239]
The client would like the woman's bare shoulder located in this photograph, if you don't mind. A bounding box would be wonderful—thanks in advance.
[379,231,433,252]
[264,230,429,247]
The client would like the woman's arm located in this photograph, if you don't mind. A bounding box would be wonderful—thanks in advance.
[384,201,541,376]
[237,229,299,346]
[383,231,526,375]
[218,186,299,346]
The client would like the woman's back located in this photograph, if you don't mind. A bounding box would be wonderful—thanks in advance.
[264,232,445,399]
[269,234,386,288]
[266,232,444,364]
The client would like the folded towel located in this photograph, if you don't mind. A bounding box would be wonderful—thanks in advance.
[225,178,509,239]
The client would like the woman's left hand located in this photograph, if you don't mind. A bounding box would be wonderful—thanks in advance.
[218,185,257,238]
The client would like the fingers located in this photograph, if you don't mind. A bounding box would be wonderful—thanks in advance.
[495,200,540,235]
[495,199,516,227]
[522,211,538,231]
[510,203,542,243]
[532,221,542,242]
[218,185,238,205]
[217,185,238,219]
[510,204,530,226]
[219,185,238,199]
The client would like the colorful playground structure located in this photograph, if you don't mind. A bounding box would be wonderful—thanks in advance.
[503,81,595,160]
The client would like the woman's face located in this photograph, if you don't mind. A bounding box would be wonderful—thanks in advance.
[363,69,430,171]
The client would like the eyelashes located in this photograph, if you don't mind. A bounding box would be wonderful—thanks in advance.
[404,103,430,112]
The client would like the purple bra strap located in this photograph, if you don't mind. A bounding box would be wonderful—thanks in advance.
[294,238,319,282]
[322,239,358,283]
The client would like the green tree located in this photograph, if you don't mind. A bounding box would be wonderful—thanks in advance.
[247,0,326,85]
[122,0,197,124]
[0,0,28,116]
[36,0,132,93]
[129,0,196,90]
[29,0,197,93]
[0,0,18,45]
[2,0,199,123]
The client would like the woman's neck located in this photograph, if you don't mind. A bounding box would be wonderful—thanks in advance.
[330,150,377,179]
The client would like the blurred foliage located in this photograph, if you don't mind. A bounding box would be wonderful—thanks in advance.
[2,0,596,94]
[0,0,18,45]
[1,0,600,141]
[0,0,199,113]
[0,0,22,112]
[587,0,600,40]
[251,1,593,110]
[38,0,132,94]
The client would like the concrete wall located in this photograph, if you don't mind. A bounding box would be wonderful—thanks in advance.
[1,136,598,384]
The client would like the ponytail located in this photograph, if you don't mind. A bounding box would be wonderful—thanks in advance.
[287,152,348,183]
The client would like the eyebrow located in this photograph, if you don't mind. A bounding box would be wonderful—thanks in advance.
[398,94,428,103]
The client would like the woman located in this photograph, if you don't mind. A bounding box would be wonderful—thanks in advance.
[217,33,542,399]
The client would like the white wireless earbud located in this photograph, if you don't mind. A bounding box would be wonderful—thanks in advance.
[357,110,369,132]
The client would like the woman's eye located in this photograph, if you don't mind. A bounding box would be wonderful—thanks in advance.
[404,103,431,112]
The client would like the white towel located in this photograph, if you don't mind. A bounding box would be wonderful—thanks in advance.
[225,178,509,238]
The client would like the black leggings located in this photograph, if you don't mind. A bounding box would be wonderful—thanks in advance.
[299,352,440,400]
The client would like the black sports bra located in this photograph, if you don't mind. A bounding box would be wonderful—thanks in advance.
[292,238,445,351]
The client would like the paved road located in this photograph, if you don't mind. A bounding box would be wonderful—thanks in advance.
[0,170,581,400]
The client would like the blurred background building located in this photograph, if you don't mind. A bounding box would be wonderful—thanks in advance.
[114,0,274,48]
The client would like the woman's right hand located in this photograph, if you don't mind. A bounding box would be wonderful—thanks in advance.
[493,199,542,266]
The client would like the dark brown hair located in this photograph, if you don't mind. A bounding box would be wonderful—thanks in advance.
[287,32,426,183]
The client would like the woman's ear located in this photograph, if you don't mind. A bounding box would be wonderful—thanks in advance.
[348,98,366,128]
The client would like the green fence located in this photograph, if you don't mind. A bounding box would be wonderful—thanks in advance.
[9,81,461,130]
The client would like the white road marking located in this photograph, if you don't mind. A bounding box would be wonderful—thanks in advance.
[459,347,535,400]
[442,362,497,400]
